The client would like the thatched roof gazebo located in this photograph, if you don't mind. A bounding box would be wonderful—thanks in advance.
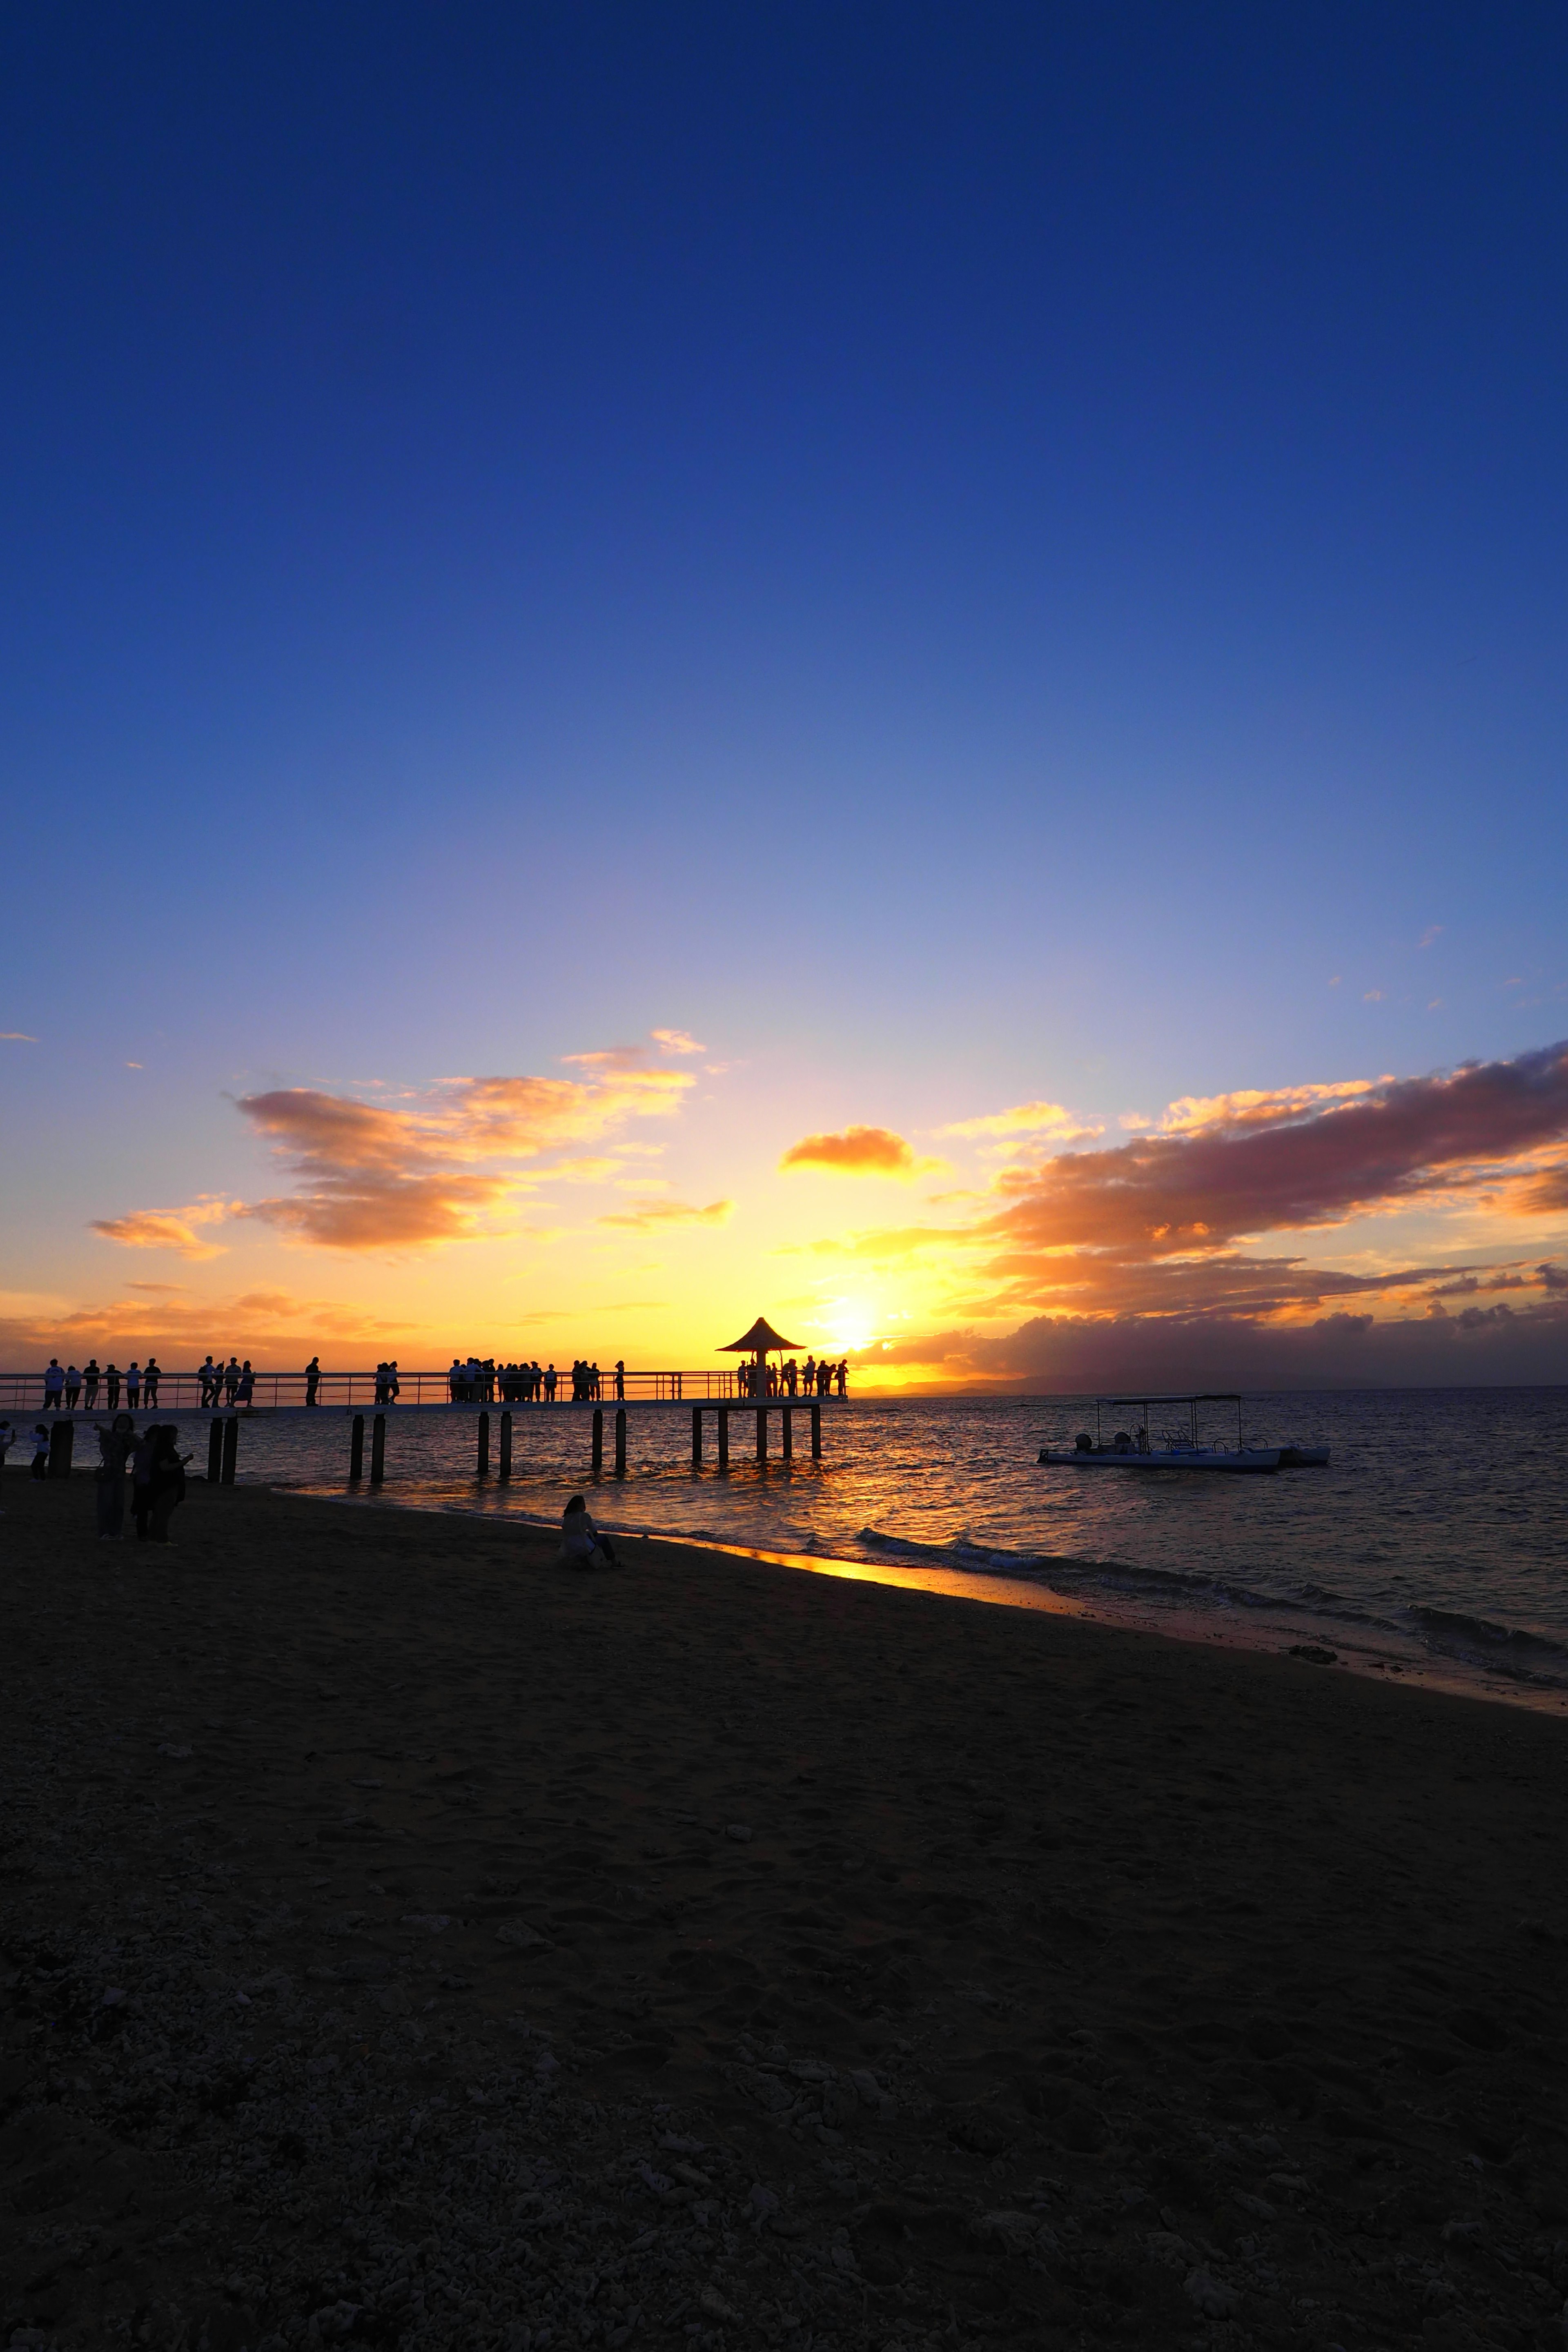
[720,1315,803,1401]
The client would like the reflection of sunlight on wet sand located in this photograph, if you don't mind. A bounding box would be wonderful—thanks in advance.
[659,1535,1089,1617]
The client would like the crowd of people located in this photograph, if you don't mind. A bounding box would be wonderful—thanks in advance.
[444,1357,621,1403]
[20,1348,851,1414]
[29,1355,261,1410]
[737,1354,849,1399]
[0,1412,189,1540]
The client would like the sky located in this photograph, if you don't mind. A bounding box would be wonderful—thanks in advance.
[3,2,1567,1390]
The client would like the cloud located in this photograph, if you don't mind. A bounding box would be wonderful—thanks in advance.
[0,1283,408,1359]
[780,1125,940,1177]
[1155,1078,1392,1135]
[225,1063,696,1251]
[598,1197,733,1230]
[1,1031,37,1042]
[651,1028,707,1055]
[1419,926,1444,949]
[940,1100,1102,1142]
[978,1041,1568,1257]
[91,1205,228,1260]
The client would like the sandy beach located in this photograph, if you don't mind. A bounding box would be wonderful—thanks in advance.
[3,1477,1568,2352]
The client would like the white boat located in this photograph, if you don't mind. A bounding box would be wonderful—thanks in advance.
[1036,1392,1327,1473]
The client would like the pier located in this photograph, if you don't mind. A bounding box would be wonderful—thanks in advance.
[2,1326,844,1490]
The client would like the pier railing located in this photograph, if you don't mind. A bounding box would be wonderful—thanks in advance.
[0,1367,832,1412]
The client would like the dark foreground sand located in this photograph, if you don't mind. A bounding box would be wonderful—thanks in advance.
[3,1480,1568,2352]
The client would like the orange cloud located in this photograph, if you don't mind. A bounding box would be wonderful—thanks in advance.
[227,1062,697,1251]
[940,1100,1102,1142]
[1155,1077,1393,1134]
[651,1028,706,1055]
[598,1197,733,1230]
[780,1125,937,1177]
[91,1204,228,1260]
[0,1284,407,1359]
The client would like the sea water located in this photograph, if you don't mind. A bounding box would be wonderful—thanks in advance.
[189,1386,1568,1711]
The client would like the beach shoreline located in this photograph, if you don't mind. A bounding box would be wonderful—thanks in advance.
[285,1478,1568,1721]
[3,1475,1568,2350]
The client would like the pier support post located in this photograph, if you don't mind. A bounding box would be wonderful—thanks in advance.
[756,1405,767,1462]
[615,1408,626,1477]
[782,1405,793,1459]
[370,1412,386,1485]
[350,1414,364,1481]
[221,1417,238,1486]
[591,1408,603,1475]
[47,1421,73,1480]
[499,1410,512,1482]
[477,1412,490,1478]
[207,1419,223,1483]
[717,1407,729,1469]
[810,1402,821,1459]
[691,1407,702,1465]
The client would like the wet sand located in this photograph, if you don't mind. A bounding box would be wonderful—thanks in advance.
[3,1476,1568,2352]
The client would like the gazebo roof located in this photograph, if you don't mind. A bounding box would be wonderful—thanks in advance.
[720,1316,804,1354]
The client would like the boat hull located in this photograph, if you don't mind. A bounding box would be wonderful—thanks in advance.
[1037,1447,1281,1472]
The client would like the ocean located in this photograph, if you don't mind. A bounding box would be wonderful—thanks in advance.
[184,1385,1568,1713]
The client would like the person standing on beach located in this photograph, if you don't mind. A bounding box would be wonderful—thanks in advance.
[95,1412,136,1539]
[105,1363,121,1410]
[129,1425,158,1537]
[143,1356,160,1408]
[0,1418,13,1506]
[149,1427,190,1542]
[305,1356,321,1405]
[83,1360,100,1410]
[31,1425,51,1479]
[125,1361,141,1410]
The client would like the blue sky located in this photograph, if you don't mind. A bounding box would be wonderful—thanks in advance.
[3,3,1567,1382]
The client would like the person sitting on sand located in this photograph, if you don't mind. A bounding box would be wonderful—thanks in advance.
[558,1494,617,1570]
[95,1412,136,1539]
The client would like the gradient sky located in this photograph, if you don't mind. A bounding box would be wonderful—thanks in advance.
[4,3,1567,1387]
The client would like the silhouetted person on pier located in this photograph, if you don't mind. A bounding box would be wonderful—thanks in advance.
[305,1356,321,1405]
[836,1360,849,1398]
[802,1354,816,1397]
[64,1365,81,1409]
[143,1357,160,1407]
[105,1364,121,1410]
[199,1356,218,1408]
[125,1361,141,1410]
[43,1360,64,1410]
[83,1360,100,1410]
[234,1361,255,1405]
[614,1360,625,1400]
[223,1357,241,1405]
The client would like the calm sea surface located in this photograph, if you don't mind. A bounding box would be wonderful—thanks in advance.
[184,1386,1568,1712]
